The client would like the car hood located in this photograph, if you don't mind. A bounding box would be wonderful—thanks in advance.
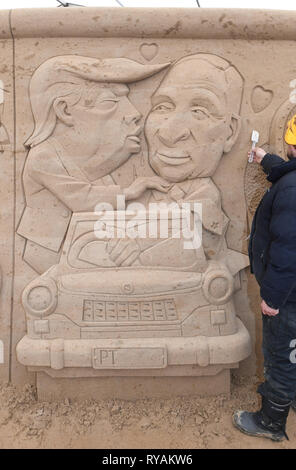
[58,269,202,296]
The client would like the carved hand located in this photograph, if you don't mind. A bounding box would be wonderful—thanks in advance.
[107,238,141,267]
[123,176,171,200]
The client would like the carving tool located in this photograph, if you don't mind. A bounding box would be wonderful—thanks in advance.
[248,130,259,163]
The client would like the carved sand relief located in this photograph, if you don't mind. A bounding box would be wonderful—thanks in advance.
[0,6,295,397]
[16,56,170,274]
[16,53,251,376]
[140,43,159,62]
[251,85,273,114]
[0,22,14,384]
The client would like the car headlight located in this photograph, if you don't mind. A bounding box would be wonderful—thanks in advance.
[202,267,234,305]
[22,277,58,318]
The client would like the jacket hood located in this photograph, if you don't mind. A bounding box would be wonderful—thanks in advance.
[267,159,296,183]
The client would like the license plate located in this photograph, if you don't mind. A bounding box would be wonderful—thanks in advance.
[92,347,167,369]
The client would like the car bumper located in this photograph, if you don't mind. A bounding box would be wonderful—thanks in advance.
[16,318,251,371]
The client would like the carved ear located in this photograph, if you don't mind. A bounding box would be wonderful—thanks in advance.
[53,98,73,127]
[223,113,241,154]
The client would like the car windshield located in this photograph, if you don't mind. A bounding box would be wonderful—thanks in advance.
[65,214,205,271]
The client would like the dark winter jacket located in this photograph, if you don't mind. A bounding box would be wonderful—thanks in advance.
[249,153,296,309]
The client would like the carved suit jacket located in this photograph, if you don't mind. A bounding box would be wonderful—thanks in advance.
[143,177,229,258]
[138,177,249,277]
[17,138,121,273]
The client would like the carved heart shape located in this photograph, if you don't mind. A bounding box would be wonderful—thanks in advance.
[140,43,159,62]
[251,86,273,113]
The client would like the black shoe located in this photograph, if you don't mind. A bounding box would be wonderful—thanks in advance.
[233,396,290,442]
[233,410,286,442]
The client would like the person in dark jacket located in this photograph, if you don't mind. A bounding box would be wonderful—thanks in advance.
[233,114,296,441]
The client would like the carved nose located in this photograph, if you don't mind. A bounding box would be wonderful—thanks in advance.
[158,126,190,146]
[123,99,142,125]
[124,113,141,125]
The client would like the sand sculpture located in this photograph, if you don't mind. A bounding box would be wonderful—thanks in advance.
[1,7,294,399]
[15,50,251,398]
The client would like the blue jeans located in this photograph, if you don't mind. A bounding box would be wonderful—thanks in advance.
[258,301,296,405]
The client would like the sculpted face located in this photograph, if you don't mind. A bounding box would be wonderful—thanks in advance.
[63,82,142,176]
[145,58,240,183]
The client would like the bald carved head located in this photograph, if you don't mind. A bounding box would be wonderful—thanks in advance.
[145,53,244,183]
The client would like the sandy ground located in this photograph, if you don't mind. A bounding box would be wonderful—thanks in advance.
[0,374,295,449]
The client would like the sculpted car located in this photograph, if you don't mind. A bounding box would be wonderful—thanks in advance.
[17,212,251,373]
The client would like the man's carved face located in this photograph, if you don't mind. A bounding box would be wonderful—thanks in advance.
[145,59,239,183]
[68,83,142,177]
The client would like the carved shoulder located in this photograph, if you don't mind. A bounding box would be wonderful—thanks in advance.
[187,177,221,206]
[25,142,65,177]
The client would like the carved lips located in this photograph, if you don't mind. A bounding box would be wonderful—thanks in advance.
[126,125,142,148]
[127,136,141,143]
[156,151,191,166]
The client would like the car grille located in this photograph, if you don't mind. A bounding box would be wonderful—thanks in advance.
[82,299,178,322]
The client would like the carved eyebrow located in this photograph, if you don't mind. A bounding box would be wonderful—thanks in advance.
[151,94,175,105]
[151,88,226,117]
[189,90,225,116]
[91,89,122,105]
[83,84,119,107]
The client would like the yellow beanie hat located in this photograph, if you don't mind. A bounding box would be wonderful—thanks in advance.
[285,114,296,145]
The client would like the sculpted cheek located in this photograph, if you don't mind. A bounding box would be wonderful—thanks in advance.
[205,121,228,145]
[144,116,153,133]
[146,114,167,132]
[190,118,223,142]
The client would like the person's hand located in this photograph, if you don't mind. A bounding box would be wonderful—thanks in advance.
[261,299,279,316]
[124,176,172,200]
[248,147,267,164]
